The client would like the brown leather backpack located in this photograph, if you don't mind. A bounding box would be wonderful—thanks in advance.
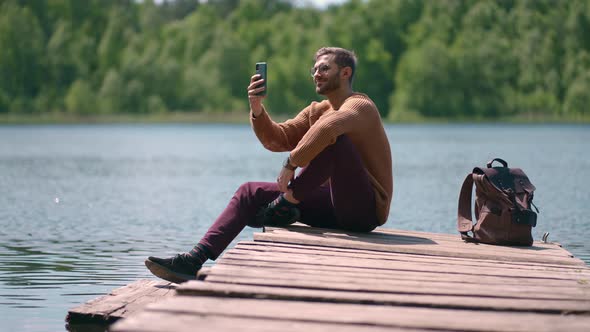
[457,158,539,246]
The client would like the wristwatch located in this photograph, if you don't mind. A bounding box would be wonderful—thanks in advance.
[283,156,297,171]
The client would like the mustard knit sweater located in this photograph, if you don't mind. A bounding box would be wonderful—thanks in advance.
[251,93,393,225]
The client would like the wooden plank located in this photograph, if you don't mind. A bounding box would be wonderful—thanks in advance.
[235,241,590,273]
[177,281,590,314]
[230,244,590,277]
[267,226,579,261]
[254,230,585,266]
[267,224,575,258]
[380,228,566,251]
[112,295,590,332]
[270,225,573,257]
[264,227,577,260]
[66,279,175,324]
[204,247,590,302]
[206,243,589,301]
[219,250,590,282]
[209,261,590,289]
[278,224,569,252]
[111,310,430,332]
[202,271,590,301]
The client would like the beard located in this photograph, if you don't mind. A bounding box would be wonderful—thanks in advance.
[315,70,341,95]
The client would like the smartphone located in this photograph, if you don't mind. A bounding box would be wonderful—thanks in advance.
[255,62,267,96]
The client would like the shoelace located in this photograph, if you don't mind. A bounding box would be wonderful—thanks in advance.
[171,253,194,266]
[266,196,293,217]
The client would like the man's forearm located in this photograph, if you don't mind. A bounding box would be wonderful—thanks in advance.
[251,104,263,118]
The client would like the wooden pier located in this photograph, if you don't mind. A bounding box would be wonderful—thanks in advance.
[67,223,590,331]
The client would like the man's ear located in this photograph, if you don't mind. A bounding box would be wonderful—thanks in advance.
[340,66,352,81]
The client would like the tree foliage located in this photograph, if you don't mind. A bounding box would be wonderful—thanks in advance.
[0,0,588,120]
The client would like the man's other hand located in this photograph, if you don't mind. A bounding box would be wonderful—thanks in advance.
[247,74,265,117]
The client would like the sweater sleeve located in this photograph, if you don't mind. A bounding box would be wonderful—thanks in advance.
[250,104,313,152]
[289,96,373,167]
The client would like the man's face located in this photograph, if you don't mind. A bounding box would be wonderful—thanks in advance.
[311,55,341,95]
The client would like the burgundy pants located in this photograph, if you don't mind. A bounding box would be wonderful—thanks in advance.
[199,135,378,259]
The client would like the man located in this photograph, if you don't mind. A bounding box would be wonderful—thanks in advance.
[145,47,393,283]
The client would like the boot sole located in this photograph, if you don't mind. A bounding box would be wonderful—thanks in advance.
[144,259,195,284]
[272,208,301,226]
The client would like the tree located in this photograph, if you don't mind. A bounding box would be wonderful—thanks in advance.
[0,2,45,112]
[0,0,588,120]
[452,1,518,118]
[98,69,125,113]
[317,1,394,115]
[564,71,590,116]
[47,21,75,82]
[97,7,135,74]
[65,79,96,114]
[391,40,463,118]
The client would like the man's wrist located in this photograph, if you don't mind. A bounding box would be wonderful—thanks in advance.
[283,156,297,171]
[251,105,263,118]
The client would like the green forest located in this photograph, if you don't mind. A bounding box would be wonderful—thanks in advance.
[1,0,589,122]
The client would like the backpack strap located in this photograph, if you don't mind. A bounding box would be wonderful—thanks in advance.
[487,158,508,168]
[457,173,477,242]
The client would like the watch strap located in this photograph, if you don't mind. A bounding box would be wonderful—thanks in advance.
[283,156,297,171]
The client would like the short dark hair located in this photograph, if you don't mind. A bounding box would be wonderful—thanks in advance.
[314,47,357,83]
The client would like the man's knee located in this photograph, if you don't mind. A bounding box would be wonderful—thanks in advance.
[314,135,356,161]
[335,134,351,144]
[333,134,356,152]
[235,182,255,198]
[235,181,277,198]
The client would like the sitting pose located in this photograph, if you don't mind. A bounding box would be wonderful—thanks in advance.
[145,47,393,283]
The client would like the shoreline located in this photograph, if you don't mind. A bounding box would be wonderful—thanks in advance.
[0,111,588,125]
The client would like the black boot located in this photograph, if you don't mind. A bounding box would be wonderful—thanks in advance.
[256,194,300,226]
[145,245,209,284]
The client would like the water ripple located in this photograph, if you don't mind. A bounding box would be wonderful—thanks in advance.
[0,124,588,332]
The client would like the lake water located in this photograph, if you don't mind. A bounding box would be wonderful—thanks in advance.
[0,123,588,331]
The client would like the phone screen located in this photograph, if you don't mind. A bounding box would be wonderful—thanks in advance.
[255,62,267,96]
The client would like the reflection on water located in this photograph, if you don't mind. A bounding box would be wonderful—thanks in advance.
[0,124,588,331]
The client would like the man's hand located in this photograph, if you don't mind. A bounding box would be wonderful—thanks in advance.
[277,166,295,193]
[247,74,266,117]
